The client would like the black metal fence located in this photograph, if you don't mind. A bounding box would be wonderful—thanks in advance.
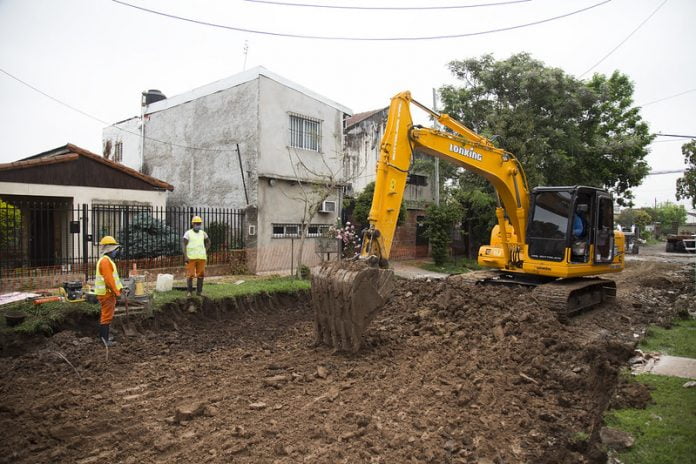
[0,199,245,282]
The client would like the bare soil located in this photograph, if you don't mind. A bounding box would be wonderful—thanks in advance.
[0,247,694,463]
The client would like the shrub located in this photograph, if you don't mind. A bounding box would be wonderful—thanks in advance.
[424,202,463,266]
[118,213,180,258]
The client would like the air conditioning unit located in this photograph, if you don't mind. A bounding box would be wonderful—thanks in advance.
[319,200,336,214]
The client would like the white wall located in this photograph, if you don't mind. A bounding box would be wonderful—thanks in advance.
[254,178,339,272]
[103,117,142,171]
[0,181,167,208]
[257,76,345,183]
[139,79,259,208]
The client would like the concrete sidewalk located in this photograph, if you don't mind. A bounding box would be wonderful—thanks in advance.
[636,355,696,380]
[390,261,449,280]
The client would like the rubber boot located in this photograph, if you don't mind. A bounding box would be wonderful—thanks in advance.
[99,324,116,347]
[196,277,204,296]
[187,278,193,297]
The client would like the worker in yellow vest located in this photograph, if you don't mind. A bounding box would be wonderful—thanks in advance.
[95,236,124,346]
[182,216,210,297]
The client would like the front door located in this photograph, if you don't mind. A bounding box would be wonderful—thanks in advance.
[594,194,614,264]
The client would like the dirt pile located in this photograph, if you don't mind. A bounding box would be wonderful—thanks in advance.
[0,258,693,463]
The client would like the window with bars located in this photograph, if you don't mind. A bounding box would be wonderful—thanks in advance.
[271,223,330,238]
[114,142,123,163]
[289,114,321,152]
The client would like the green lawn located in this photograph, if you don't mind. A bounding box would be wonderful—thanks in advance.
[419,257,481,275]
[1,277,310,335]
[604,374,696,464]
[151,277,310,308]
[604,317,696,463]
[639,319,696,358]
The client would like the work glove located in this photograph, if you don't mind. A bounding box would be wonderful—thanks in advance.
[120,288,130,302]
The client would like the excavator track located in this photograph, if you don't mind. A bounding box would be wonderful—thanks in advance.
[531,277,616,323]
[451,271,616,323]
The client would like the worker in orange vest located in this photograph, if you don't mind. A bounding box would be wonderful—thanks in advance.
[182,216,210,297]
[95,236,125,346]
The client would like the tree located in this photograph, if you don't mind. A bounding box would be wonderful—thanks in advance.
[676,139,696,208]
[347,181,406,231]
[118,213,180,258]
[282,147,345,277]
[423,201,463,265]
[439,53,653,205]
[652,201,687,231]
[453,185,496,259]
[0,199,22,250]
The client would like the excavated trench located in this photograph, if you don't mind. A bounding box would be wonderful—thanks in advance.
[0,261,692,463]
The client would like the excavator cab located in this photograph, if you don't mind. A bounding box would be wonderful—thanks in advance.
[527,186,617,266]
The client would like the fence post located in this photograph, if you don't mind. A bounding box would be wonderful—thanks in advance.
[82,203,89,282]
[124,205,130,274]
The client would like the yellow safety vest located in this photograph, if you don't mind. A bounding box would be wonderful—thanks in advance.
[95,255,123,296]
[186,229,207,260]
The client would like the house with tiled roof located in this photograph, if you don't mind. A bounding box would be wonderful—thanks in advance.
[0,143,172,271]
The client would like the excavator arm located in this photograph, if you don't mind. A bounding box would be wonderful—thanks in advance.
[361,91,529,270]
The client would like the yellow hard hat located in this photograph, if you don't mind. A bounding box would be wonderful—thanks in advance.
[191,216,203,224]
[99,235,119,246]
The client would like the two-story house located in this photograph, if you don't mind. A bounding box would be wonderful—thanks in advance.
[104,66,351,273]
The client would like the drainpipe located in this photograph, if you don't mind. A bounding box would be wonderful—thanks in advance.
[140,93,146,173]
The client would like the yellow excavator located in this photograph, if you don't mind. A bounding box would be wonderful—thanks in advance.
[311,91,625,352]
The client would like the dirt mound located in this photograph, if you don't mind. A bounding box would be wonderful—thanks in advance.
[0,260,693,463]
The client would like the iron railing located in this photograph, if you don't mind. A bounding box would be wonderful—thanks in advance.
[0,199,245,281]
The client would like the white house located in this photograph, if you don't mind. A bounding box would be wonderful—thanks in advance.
[104,66,352,273]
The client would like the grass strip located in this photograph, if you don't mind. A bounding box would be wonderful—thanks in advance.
[1,277,310,334]
[419,258,481,275]
[604,373,696,464]
[639,319,696,358]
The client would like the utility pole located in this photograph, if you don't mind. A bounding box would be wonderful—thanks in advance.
[432,88,440,206]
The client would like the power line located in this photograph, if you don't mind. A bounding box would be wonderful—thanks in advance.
[0,66,235,154]
[243,0,532,10]
[111,0,612,41]
[640,88,696,107]
[579,0,668,78]
[655,133,696,139]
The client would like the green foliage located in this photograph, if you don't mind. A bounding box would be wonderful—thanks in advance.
[0,199,21,249]
[649,202,687,231]
[453,184,497,257]
[118,213,180,259]
[439,53,653,206]
[423,201,463,265]
[349,182,407,230]
[617,208,653,229]
[298,264,311,280]
[207,221,228,252]
[639,319,696,358]
[676,139,696,208]
[604,374,696,464]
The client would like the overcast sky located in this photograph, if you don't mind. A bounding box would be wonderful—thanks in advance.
[1,0,694,209]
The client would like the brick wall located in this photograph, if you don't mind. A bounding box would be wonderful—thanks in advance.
[391,208,429,260]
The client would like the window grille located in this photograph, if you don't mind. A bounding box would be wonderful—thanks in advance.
[289,113,322,152]
[407,174,428,186]
[114,142,123,163]
[272,223,330,238]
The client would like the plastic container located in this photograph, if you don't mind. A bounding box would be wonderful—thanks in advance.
[155,274,174,292]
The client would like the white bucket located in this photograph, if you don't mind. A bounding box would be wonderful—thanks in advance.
[155,274,174,292]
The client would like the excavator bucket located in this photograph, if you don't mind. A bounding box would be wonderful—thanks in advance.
[311,261,394,353]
